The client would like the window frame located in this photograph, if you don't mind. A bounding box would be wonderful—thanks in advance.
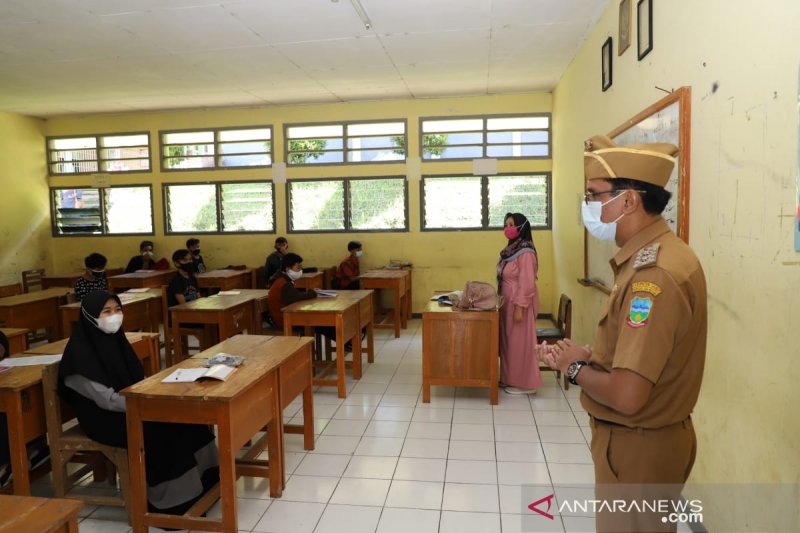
[46,132,152,176]
[419,172,552,232]
[49,184,155,237]
[418,113,551,161]
[286,176,409,234]
[283,119,408,167]
[159,125,274,172]
[161,179,277,235]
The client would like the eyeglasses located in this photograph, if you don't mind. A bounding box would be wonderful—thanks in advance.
[583,189,618,204]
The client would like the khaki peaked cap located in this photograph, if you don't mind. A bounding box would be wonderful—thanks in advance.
[584,134,679,187]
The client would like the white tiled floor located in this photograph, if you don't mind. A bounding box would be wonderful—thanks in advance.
[36,319,618,533]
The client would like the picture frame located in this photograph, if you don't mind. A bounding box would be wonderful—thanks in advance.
[601,37,613,92]
[637,0,653,60]
[618,0,632,55]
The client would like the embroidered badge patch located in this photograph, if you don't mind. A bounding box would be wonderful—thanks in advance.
[633,243,660,269]
[627,296,653,328]
[631,281,662,297]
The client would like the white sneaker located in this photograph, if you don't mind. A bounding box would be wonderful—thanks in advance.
[504,386,537,395]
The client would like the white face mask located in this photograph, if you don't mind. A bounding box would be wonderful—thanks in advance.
[83,307,124,334]
[355,250,363,258]
[287,269,303,281]
[581,192,626,242]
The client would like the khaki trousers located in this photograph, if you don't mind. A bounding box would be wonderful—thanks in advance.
[590,416,697,533]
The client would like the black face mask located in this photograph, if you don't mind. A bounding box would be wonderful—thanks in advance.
[179,262,197,274]
[91,270,105,279]
[191,249,201,256]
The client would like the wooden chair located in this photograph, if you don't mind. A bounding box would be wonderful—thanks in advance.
[41,363,131,520]
[537,293,572,390]
[21,269,46,293]
[160,285,214,367]
[0,282,22,298]
[254,266,266,290]
[323,266,337,290]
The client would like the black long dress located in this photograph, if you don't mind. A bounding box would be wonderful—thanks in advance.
[58,291,219,514]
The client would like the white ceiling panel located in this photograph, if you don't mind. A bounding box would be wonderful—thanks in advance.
[0,0,608,117]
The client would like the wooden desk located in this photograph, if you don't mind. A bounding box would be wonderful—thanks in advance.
[0,494,83,533]
[422,301,499,405]
[359,270,408,338]
[0,328,29,355]
[196,269,253,292]
[41,272,83,291]
[123,335,313,533]
[282,297,361,398]
[336,290,375,364]
[169,293,257,363]
[372,265,413,319]
[23,332,161,376]
[59,289,161,337]
[230,289,270,335]
[107,270,174,292]
[0,288,73,342]
[295,272,323,290]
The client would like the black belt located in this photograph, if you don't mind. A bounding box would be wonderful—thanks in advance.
[590,414,691,431]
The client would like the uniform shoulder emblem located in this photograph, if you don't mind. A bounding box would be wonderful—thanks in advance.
[633,243,660,269]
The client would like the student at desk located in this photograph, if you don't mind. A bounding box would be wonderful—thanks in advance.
[58,291,219,514]
[74,252,108,301]
[264,236,288,287]
[186,237,207,274]
[167,249,201,306]
[332,240,363,290]
[124,240,169,273]
[267,253,318,330]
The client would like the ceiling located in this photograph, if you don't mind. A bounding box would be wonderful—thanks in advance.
[0,0,608,118]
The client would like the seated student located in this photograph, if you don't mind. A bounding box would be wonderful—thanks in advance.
[267,253,317,331]
[167,249,201,306]
[332,240,363,290]
[265,237,288,287]
[186,238,207,274]
[124,240,169,273]
[58,291,219,514]
[74,252,108,301]
[0,332,50,488]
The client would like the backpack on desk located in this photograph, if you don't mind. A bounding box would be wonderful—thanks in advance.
[452,281,502,311]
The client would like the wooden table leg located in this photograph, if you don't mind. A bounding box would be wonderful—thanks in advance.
[6,394,30,495]
[392,286,401,338]
[171,313,183,364]
[217,416,238,532]
[126,400,148,533]
[335,324,347,398]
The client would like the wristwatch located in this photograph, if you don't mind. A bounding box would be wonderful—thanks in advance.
[567,360,589,386]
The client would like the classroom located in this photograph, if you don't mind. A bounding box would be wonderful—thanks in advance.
[0,1,798,532]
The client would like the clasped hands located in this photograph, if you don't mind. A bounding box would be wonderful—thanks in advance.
[536,339,592,374]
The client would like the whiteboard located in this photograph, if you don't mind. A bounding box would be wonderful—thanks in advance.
[583,87,691,292]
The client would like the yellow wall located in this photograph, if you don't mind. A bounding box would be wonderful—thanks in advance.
[42,93,555,313]
[552,0,800,527]
[0,112,49,285]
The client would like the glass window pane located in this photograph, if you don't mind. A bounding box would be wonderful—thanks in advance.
[486,116,549,130]
[218,141,270,155]
[289,150,343,165]
[101,134,148,148]
[163,131,214,144]
[49,137,96,150]
[287,125,343,139]
[350,178,406,230]
[423,177,482,228]
[422,119,483,133]
[218,128,271,142]
[488,175,548,227]
[347,122,404,136]
[50,160,98,173]
[424,145,482,160]
[486,144,549,158]
[167,184,218,232]
[347,149,404,163]
[219,154,272,167]
[105,187,153,233]
[289,181,345,230]
[53,188,102,234]
[221,182,274,232]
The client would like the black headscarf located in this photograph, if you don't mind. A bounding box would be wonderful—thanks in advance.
[58,290,144,393]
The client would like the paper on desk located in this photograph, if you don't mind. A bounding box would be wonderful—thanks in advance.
[125,288,151,293]
[314,289,337,298]
[216,291,241,295]
[134,270,155,273]
[162,365,236,383]
[4,354,62,366]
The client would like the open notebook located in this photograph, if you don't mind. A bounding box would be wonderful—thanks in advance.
[162,365,236,383]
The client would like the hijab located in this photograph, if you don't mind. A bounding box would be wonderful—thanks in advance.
[497,212,538,288]
[58,290,144,393]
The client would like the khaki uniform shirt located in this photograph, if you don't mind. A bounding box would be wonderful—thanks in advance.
[581,218,707,428]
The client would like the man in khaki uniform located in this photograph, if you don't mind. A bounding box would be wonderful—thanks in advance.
[541,135,707,532]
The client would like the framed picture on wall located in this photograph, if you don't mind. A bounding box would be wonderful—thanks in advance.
[618,0,632,55]
[637,0,653,60]
[601,37,613,92]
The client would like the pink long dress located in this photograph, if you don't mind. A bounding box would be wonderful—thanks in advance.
[498,251,542,389]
